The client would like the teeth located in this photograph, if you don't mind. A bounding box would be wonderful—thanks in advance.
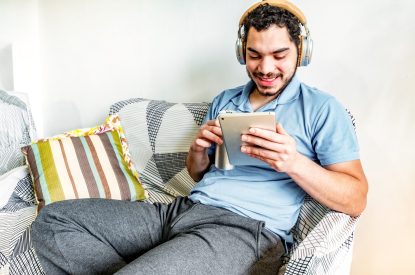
[259,77,276,81]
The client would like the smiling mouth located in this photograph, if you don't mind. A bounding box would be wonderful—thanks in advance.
[256,74,281,86]
[259,76,278,81]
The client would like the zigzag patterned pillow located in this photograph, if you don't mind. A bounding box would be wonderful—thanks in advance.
[0,90,36,176]
[109,98,210,203]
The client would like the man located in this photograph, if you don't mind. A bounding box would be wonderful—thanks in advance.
[32,1,368,274]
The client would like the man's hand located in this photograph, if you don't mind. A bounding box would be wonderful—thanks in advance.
[241,122,368,217]
[187,119,222,181]
[240,123,299,173]
[190,119,223,153]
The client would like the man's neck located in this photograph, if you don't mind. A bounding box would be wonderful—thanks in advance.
[248,72,297,111]
[249,88,281,111]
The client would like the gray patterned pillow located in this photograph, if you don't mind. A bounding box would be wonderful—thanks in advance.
[0,90,36,176]
[109,98,210,203]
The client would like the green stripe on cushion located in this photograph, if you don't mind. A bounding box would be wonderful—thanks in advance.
[31,144,51,205]
[37,141,64,203]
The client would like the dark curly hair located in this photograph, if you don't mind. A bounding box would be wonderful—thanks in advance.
[242,4,301,48]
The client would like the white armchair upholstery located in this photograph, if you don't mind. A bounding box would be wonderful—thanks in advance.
[279,196,359,274]
[0,90,43,275]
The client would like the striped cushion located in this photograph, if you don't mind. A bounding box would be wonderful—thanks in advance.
[21,121,147,210]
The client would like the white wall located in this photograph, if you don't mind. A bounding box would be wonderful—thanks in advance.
[0,0,42,135]
[36,0,251,136]
[1,0,414,274]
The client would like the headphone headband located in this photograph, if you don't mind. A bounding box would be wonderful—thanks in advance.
[238,0,307,27]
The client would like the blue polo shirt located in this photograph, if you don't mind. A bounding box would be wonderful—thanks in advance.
[189,75,360,243]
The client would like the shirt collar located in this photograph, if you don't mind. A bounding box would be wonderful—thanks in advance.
[231,75,301,112]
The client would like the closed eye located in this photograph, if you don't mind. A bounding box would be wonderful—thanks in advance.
[248,55,261,60]
[274,54,286,60]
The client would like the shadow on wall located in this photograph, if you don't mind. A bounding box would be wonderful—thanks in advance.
[44,100,82,136]
[0,42,14,91]
[183,56,245,102]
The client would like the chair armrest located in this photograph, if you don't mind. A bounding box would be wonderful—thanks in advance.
[280,196,359,274]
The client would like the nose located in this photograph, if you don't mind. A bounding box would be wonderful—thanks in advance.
[258,56,275,75]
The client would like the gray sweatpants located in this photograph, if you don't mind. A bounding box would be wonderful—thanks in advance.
[31,197,284,275]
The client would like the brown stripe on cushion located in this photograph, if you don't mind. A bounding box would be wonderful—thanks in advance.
[24,146,45,209]
[99,133,130,200]
[85,135,111,198]
[71,137,100,198]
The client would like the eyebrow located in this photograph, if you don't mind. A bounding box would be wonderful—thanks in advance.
[246,47,290,54]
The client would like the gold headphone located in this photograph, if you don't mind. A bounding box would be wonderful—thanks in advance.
[235,0,313,67]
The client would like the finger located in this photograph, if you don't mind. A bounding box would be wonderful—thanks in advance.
[201,129,223,145]
[194,138,213,148]
[247,153,274,166]
[249,153,281,171]
[206,119,219,126]
[241,145,279,161]
[203,120,222,137]
[214,119,221,127]
[276,123,288,135]
[199,125,223,144]
[213,119,222,136]
[247,127,285,143]
[241,134,285,152]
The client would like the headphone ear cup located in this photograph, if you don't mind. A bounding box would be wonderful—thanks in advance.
[235,37,245,65]
[297,37,304,67]
[298,35,313,66]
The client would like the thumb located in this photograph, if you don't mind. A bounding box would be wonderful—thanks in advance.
[276,123,288,135]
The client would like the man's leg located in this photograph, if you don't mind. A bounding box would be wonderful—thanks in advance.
[115,203,284,275]
[31,198,167,275]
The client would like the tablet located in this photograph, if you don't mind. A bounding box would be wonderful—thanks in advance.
[218,111,276,166]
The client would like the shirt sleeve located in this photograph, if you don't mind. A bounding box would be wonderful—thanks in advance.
[311,97,360,166]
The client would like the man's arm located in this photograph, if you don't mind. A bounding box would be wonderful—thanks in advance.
[240,123,368,217]
[186,119,223,182]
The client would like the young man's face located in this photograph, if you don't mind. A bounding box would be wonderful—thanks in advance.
[245,25,298,97]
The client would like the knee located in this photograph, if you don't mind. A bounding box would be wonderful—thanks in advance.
[32,201,71,237]
[31,205,55,249]
[35,201,63,222]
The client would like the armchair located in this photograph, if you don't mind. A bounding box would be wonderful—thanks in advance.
[0,93,359,274]
[110,98,360,275]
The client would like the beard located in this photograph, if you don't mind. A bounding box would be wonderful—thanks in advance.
[246,68,297,97]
